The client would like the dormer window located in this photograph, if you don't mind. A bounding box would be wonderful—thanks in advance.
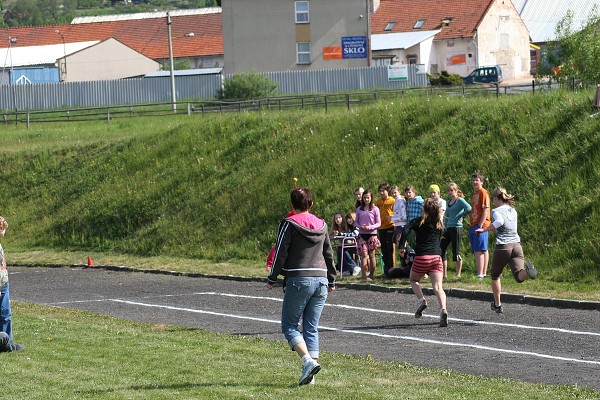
[414,19,425,29]
[384,22,396,31]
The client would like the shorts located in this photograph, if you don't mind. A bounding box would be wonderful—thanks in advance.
[490,242,524,280]
[357,234,381,253]
[469,225,488,252]
[411,255,443,275]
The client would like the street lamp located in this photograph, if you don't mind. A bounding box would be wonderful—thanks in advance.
[166,11,176,112]
[55,29,67,81]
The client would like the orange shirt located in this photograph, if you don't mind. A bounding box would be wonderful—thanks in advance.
[375,197,395,230]
[470,188,491,228]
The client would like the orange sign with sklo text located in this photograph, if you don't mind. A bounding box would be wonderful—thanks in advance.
[323,46,342,60]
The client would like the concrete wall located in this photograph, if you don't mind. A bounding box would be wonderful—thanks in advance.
[473,0,531,80]
[59,38,161,82]
[223,0,370,73]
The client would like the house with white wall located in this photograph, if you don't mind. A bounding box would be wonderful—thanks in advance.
[371,0,532,80]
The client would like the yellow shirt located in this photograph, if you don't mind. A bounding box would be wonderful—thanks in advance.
[375,197,395,230]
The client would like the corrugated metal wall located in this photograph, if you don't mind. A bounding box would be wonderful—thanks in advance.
[0,65,428,111]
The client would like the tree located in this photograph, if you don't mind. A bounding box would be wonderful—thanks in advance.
[3,0,76,26]
[544,9,600,84]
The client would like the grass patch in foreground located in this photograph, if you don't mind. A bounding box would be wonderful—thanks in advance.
[5,303,598,399]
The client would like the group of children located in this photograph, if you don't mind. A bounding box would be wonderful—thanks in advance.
[326,171,538,326]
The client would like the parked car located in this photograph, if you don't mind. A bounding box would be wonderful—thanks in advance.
[463,66,503,84]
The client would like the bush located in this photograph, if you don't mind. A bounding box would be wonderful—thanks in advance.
[428,70,464,86]
[218,72,278,100]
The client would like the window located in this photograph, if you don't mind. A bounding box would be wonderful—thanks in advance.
[373,57,393,66]
[296,42,311,64]
[384,22,396,31]
[295,1,309,24]
[414,19,425,29]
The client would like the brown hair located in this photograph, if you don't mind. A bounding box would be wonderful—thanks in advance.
[492,187,516,207]
[419,198,444,229]
[0,217,7,230]
[290,187,313,212]
[331,212,346,232]
[447,182,465,198]
[471,171,485,182]
[360,190,374,211]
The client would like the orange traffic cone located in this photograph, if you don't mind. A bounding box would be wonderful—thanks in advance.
[87,256,94,267]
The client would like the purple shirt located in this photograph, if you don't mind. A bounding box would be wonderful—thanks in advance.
[355,205,381,234]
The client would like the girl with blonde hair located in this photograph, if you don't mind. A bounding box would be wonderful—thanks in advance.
[476,187,537,313]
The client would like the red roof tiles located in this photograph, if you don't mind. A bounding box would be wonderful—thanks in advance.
[371,0,495,40]
[0,13,223,59]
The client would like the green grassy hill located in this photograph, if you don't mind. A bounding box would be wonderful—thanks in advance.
[1,89,598,283]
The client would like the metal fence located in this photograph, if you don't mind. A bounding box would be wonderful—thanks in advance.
[0,65,428,112]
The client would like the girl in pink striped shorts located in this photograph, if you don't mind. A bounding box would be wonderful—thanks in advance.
[398,198,448,327]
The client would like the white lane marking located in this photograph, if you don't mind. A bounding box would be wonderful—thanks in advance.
[186,292,600,338]
[110,298,600,366]
[49,291,600,337]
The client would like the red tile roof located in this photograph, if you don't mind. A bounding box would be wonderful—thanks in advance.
[0,12,222,59]
[371,0,495,40]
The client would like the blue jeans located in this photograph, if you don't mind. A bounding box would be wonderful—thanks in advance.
[1,281,12,341]
[336,247,358,272]
[281,277,329,359]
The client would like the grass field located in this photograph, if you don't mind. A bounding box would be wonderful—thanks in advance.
[6,302,599,399]
[2,90,600,397]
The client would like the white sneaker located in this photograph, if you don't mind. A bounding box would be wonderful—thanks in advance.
[352,267,361,276]
[299,359,321,385]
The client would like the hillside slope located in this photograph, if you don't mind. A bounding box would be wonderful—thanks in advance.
[0,90,598,282]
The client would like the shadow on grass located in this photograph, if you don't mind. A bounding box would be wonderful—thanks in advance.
[76,381,285,395]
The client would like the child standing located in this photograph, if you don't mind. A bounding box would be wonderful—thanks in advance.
[355,190,381,281]
[0,217,22,350]
[398,199,448,327]
[375,183,395,275]
[441,183,472,278]
[403,186,424,249]
[428,184,447,220]
[469,171,491,279]
[476,188,537,313]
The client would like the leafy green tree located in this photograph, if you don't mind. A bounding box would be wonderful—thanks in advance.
[218,72,278,100]
[3,0,76,26]
[544,9,600,84]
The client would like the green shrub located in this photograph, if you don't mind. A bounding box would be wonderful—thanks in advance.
[428,70,464,86]
[218,72,278,99]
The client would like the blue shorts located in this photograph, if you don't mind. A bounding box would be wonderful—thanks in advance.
[469,225,489,252]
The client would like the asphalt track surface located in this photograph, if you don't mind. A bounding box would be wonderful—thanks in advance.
[9,266,600,391]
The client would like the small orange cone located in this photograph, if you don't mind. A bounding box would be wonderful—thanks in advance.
[87,256,94,267]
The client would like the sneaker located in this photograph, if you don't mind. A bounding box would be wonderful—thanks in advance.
[476,274,485,279]
[439,311,448,327]
[491,302,503,314]
[342,270,352,277]
[415,298,427,318]
[352,267,361,276]
[525,261,537,279]
[308,376,315,385]
[299,359,321,385]
[10,343,24,351]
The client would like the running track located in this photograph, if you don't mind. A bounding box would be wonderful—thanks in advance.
[9,267,600,390]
